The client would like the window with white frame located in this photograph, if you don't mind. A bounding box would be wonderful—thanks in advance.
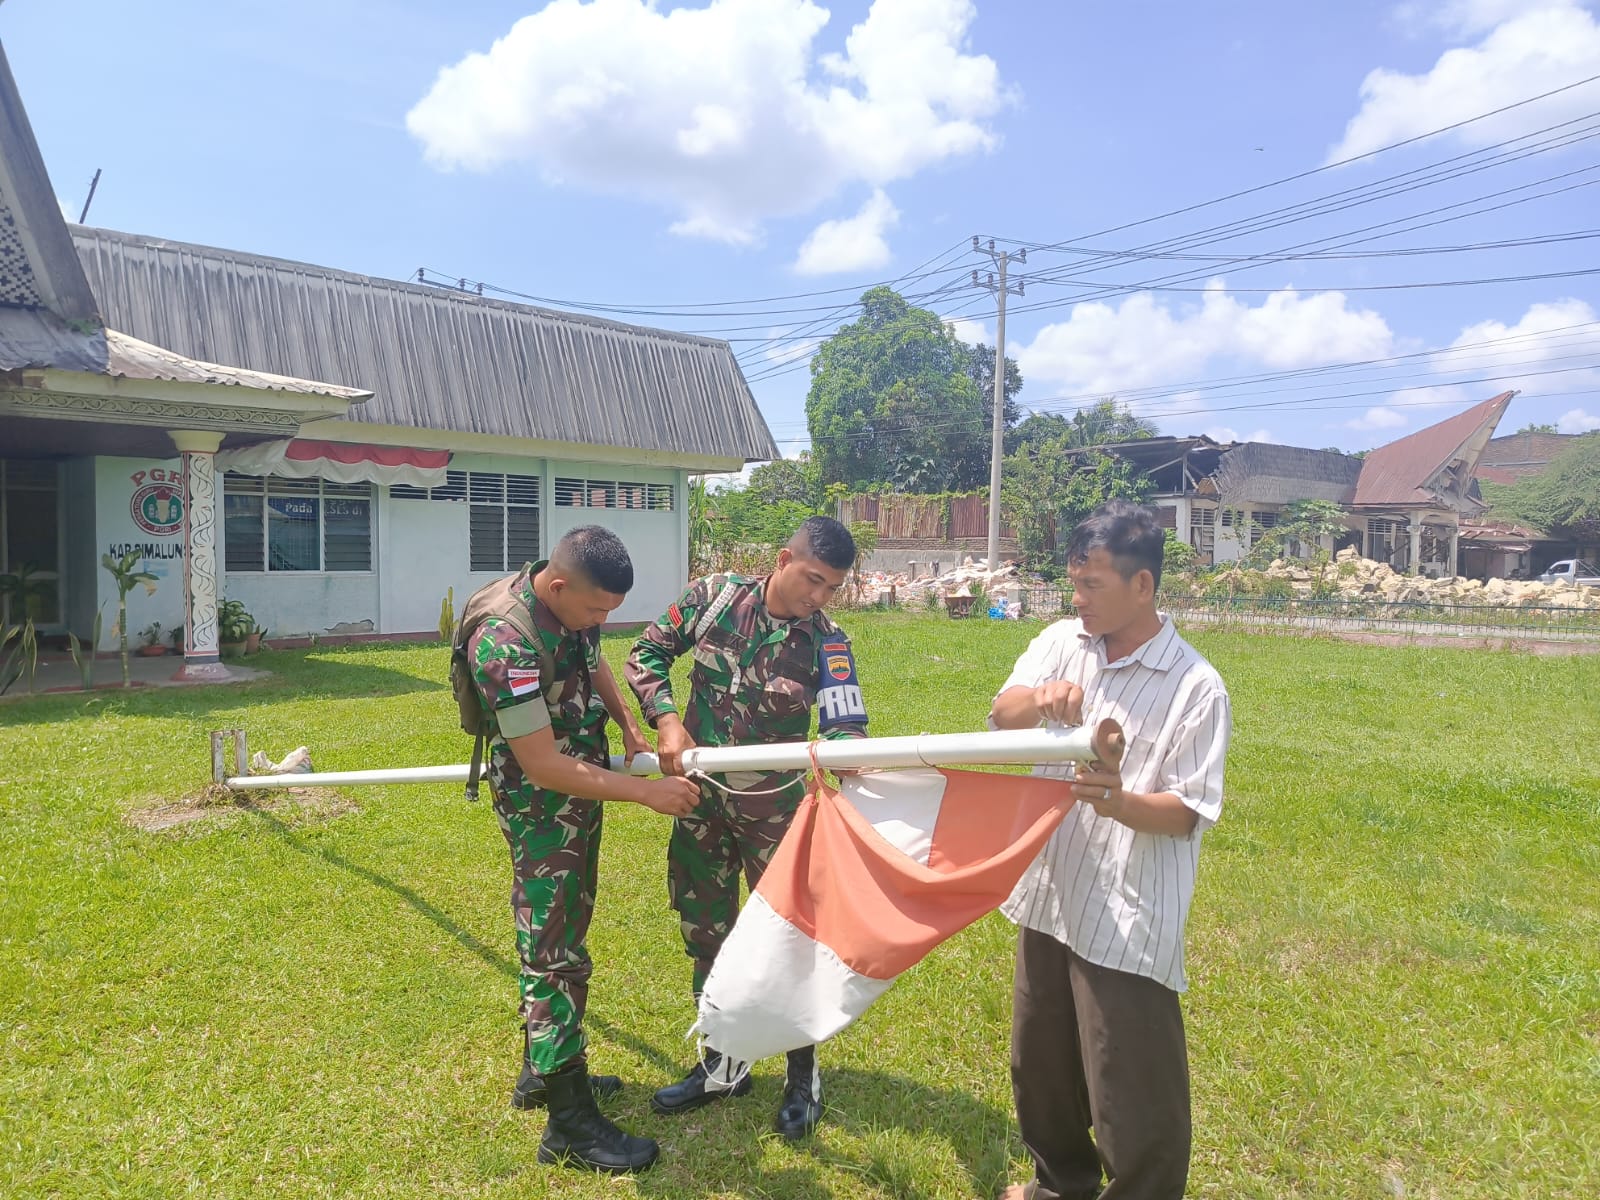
[224,474,373,573]
[389,470,541,572]
[1367,518,1399,563]
[1189,506,1215,559]
[554,476,674,511]
[1250,510,1280,549]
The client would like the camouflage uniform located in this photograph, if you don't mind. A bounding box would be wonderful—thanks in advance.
[625,573,869,994]
[470,562,611,1076]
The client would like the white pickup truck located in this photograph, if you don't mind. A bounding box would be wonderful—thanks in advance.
[1537,559,1600,586]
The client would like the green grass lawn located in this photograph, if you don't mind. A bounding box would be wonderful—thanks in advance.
[3,614,1598,1199]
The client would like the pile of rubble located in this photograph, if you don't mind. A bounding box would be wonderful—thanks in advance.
[851,556,1030,608]
[1199,547,1600,610]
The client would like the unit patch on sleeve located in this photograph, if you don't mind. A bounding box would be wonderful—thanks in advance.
[816,638,867,731]
[668,602,684,629]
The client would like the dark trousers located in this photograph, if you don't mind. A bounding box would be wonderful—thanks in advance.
[1011,926,1191,1200]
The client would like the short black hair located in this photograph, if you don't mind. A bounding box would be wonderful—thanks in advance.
[789,515,856,571]
[553,525,634,594]
[1065,500,1165,591]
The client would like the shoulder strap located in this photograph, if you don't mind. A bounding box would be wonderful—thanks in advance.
[692,578,743,643]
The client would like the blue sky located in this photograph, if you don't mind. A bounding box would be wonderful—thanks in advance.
[7,0,1600,460]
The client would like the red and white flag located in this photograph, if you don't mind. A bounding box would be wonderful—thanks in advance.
[696,766,1077,1065]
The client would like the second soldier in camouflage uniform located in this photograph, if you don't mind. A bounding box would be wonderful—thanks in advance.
[467,526,697,1175]
[625,515,869,1139]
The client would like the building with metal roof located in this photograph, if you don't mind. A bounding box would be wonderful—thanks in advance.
[2,41,776,653]
[1116,393,1516,576]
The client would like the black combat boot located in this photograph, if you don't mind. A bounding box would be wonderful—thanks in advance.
[511,1062,624,1110]
[649,1050,753,1115]
[537,1062,659,1174]
[774,1045,822,1140]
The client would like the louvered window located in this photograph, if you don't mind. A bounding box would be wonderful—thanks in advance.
[554,476,675,511]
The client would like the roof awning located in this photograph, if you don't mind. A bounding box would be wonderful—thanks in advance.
[216,438,449,488]
[1461,538,1532,552]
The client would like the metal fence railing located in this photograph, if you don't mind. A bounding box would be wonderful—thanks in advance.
[844,586,1600,640]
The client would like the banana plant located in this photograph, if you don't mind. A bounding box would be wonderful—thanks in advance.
[101,551,158,688]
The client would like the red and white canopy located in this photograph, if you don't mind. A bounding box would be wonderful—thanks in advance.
[215,438,449,488]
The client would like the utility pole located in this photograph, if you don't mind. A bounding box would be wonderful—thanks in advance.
[969,237,1024,571]
[77,168,102,224]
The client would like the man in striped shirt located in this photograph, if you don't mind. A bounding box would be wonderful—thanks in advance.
[990,500,1231,1200]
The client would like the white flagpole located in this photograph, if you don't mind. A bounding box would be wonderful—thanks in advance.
[221,721,1124,792]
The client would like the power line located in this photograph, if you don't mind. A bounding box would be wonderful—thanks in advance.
[989,71,1600,254]
[758,321,1600,440]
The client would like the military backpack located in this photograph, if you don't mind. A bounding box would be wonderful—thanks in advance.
[449,566,557,802]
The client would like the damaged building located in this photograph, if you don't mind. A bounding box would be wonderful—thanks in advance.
[1118,391,1516,577]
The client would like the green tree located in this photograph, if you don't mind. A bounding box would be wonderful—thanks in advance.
[806,287,997,490]
[1481,433,1600,535]
[1514,422,1558,435]
[746,457,819,508]
[1270,499,1349,562]
[1010,399,1157,456]
[1001,438,1152,574]
[963,340,1024,464]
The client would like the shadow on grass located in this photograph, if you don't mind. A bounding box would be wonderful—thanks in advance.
[634,1067,1016,1200]
[0,652,438,728]
[238,805,682,1076]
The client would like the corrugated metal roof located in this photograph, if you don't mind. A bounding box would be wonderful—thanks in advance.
[1211,442,1362,505]
[0,306,370,399]
[1352,391,1514,507]
[70,225,779,463]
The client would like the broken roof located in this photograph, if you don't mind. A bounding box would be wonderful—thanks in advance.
[1352,391,1515,508]
[1211,442,1362,505]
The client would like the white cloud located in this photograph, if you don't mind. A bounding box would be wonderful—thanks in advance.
[1346,406,1409,431]
[793,190,899,275]
[1328,1,1600,162]
[1395,0,1548,37]
[1434,298,1600,394]
[1557,406,1600,431]
[406,0,1007,242]
[1016,282,1396,396]
[1204,426,1275,444]
[948,317,992,346]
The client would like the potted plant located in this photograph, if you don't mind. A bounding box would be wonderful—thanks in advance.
[137,621,167,656]
[169,624,185,655]
[101,551,158,688]
[217,598,254,658]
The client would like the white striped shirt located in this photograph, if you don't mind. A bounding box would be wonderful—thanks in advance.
[994,615,1231,992]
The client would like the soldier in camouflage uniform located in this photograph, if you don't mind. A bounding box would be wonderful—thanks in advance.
[625,516,869,1139]
[468,526,698,1175]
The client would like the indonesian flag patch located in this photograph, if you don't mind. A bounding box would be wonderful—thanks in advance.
[506,666,541,697]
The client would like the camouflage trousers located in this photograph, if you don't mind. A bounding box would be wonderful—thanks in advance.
[668,770,806,995]
[494,787,603,1075]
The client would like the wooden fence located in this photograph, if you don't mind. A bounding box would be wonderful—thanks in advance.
[837,493,1014,542]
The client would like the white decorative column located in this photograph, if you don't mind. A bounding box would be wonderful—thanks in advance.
[1448,527,1460,579]
[169,430,231,681]
[1407,518,1423,576]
